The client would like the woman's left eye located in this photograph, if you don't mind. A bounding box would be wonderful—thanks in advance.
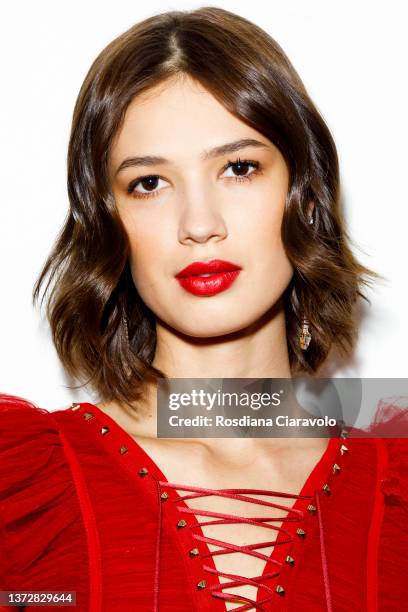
[221,158,261,182]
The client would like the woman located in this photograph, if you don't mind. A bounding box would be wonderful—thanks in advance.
[1,6,407,611]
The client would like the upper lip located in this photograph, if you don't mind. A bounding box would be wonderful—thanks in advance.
[175,259,242,278]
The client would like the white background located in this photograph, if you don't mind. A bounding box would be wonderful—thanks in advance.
[1,0,407,411]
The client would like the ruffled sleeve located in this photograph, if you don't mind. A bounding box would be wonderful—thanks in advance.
[364,398,408,607]
[365,397,408,511]
[0,393,88,607]
[367,397,408,510]
[379,433,408,608]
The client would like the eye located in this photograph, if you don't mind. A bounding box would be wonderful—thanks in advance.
[221,158,261,182]
[127,175,169,200]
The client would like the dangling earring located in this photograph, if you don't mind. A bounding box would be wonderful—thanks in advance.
[123,313,130,346]
[309,214,314,225]
[299,316,312,350]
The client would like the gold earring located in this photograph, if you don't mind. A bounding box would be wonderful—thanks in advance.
[123,313,130,345]
[299,316,312,350]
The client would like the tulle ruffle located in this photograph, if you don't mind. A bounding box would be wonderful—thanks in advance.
[0,393,88,607]
[368,397,408,513]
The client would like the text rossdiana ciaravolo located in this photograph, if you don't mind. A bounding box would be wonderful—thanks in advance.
[168,415,337,427]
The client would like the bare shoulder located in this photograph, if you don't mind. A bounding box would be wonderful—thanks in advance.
[94,399,151,438]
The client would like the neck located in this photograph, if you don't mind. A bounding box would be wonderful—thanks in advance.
[114,303,310,444]
[152,303,292,379]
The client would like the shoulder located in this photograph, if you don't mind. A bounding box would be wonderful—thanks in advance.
[0,394,85,579]
[346,399,408,511]
[0,392,71,489]
[0,391,45,418]
[368,400,408,513]
[0,391,54,423]
[0,392,65,455]
[369,399,408,509]
[370,406,408,605]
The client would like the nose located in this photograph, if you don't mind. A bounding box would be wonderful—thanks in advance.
[177,184,228,245]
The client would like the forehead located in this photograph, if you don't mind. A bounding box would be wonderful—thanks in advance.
[109,75,272,169]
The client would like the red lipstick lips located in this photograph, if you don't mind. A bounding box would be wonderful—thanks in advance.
[175,259,242,296]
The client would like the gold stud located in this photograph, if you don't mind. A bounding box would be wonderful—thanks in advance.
[340,444,349,455]
[307,504,316,514]
[296,528,306,538]
[177,519,187,528]
[197,580,206,589]
[332,463,341,474]
[322,483,331,495]
[160,492,169,501]
[83,412,94,420]
[285,555,295,566]
[275,585,285,595]
[138,467,149,477]
[71,402,81,411]
[119,446,128,455]
[100,426,110,435]
[189,548,200,557]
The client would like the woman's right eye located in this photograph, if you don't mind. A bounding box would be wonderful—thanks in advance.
[127,175,169,200]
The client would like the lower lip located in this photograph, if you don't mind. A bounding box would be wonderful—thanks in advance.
[176,270,241,296]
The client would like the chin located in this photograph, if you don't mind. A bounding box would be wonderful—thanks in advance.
[170,316,257,339]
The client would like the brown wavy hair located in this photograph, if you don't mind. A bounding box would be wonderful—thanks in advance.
[32,6,381,408]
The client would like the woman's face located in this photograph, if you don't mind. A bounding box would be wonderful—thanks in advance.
[108,75,294,337]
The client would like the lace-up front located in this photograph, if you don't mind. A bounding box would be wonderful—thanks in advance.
[143,434,342,612]
[68,403,352,611]
[156,481,315,611]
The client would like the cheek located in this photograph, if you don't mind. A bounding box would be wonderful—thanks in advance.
[242,187,285,251]
[129,241,157,288]
[125,220,170,293]
[241,193,293,287]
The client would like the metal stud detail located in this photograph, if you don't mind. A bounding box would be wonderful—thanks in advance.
[197,580,207,589]
[138,467,149,477]
[177,519,187,528]
[160,492,169,501]
[275,585,285,595]
[71,403,81,411]
[100,426,110,435]
[322,483,331,495]
[83,412,94,421]
[307,504,317,514]
[340,444,349,455]
[189,548,199,557]
[332,463,341,474]
[296,528,306,538]
[119,446,128,455]
[285,555,295,566]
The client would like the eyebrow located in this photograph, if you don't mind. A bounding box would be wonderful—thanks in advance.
[114,138,270,177]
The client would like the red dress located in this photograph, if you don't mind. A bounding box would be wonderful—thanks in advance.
[0,392,407,611]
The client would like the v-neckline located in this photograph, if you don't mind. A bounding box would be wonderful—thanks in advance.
[78,401,341,611]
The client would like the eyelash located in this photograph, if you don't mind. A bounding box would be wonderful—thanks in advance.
[126,157,262,200]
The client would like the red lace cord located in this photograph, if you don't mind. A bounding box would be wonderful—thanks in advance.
[158,481,313,611]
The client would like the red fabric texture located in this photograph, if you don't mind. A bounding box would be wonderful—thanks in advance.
[0,392,407,611]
